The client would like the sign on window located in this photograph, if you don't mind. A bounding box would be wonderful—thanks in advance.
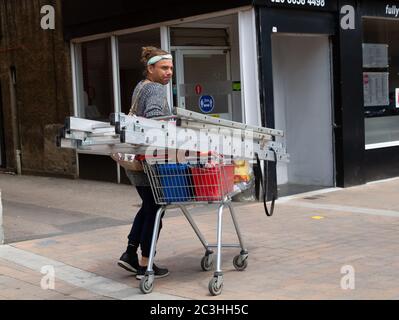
[362,43,389,68]
[363,72,389,107]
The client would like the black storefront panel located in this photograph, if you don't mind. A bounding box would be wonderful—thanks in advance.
[361,0,399,17]
[62,0,252,40]
[259,8,336,34]
[337,0,367,186]
[254,0,338,11]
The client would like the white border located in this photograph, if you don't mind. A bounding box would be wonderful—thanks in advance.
[70,43,79,117]
[365,140,399,150]
[238,8,261,126]
[160,26,173,110]
[111,36,121,113]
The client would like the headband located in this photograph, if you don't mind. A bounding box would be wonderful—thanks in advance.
[147,54,173,66]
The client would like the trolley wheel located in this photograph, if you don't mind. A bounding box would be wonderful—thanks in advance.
[201,255,214,271]
[233,255,248,271]
[139,276,154,294]
[208,277,223,296]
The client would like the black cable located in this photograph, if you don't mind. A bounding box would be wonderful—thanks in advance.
[255,151,276,217]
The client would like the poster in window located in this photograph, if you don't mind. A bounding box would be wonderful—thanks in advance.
[362,44,389,68]
[363,72,389,107]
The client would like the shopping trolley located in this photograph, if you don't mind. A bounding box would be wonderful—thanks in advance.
[139,152,249,296]
[57,109,289,295]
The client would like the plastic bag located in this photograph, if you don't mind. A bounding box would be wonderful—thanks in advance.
[110,153,144,171]
[232,161,256,201]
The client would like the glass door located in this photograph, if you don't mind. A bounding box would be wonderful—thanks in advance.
[173,49,233,120]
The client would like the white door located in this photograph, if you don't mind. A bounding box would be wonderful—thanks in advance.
[272,34,335,188]
[173,49,233,120]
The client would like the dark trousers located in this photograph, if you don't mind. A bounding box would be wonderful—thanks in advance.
[127,186,165,258]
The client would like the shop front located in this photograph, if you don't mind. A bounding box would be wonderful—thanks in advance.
[64,2,261,184]
[62,0,399,197]
[255,0,396,196]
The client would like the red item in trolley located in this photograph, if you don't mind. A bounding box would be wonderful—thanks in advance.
[191,164,235,201]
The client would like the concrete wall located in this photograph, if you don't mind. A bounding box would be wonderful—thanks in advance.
[0,0,76,177]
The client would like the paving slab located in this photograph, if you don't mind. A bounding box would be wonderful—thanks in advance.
[1,175,399,299]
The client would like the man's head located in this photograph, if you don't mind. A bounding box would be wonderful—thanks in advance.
[141,47,173,85]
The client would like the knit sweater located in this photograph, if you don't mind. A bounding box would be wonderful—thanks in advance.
[125,80,171,186]
[130,80,171,118]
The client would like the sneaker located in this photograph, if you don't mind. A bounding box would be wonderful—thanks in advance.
[136,263,169,280]
[117,252,139,274]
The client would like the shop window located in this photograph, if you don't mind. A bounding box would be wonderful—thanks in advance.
[118,29,161,114]
[78,38,114,121]
[362,18,399,146]
[169,20,242,121]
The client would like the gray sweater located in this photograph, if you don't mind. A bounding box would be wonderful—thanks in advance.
[125,80,171,186]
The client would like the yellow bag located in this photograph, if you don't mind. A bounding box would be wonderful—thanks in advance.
[234,160,251,183]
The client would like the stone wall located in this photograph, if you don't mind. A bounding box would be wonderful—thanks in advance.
[0,0,76,177]
[0,190,3,244]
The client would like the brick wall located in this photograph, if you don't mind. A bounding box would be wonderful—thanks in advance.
[0,0,76,177]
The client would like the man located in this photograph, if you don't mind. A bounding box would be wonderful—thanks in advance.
[117,47,173,279]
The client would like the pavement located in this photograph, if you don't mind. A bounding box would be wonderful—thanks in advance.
[1,172,399,300]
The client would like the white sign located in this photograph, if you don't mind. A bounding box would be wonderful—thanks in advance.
[386,4,399,18]
[362,43,389,68]
[363,72,389,107]
[396,88,399,108]
[269,0,326,8]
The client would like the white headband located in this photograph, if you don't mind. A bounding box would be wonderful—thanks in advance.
[147,54,173,66]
